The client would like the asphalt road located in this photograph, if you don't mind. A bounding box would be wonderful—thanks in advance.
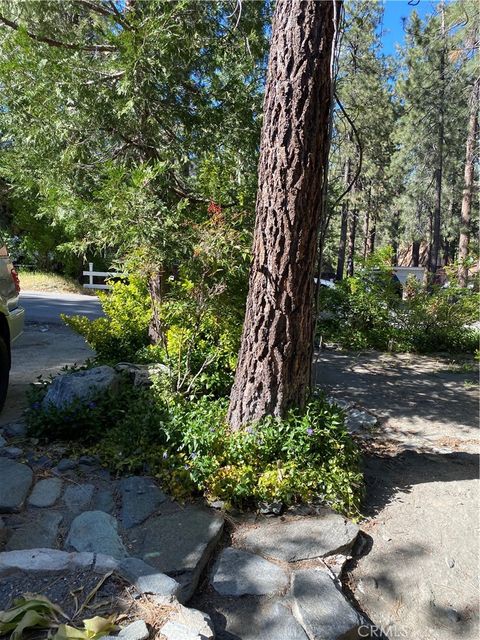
[20,290,104,324]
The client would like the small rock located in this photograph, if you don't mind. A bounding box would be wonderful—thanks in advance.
[345,409,378,433]
[70,552,95,569]
[119,476,167,529]
[115,363,170,387]
[94,553,119,573]
[446,608,461,623]
[64,484,94,512]
[118,557,181,601]
[29,455,53,470]
[292,568,364,640]
[0,435,6,447]
[118,620,149,640]
[78,455,98,466]
[211,548,289,596]
[322,554,350,579]
[93,489,115,514]
[167,605,214,640]
[0,459,33,512]
[258,501,284,516]
[66,511,127,559]
[0,447,23,459]
[42,365,120,411]
[208,500,225,510]
[28,478,63,508]
[159,621,201,640]
[56,459,78,472]
[326,397,352,410]
[6,512,62,550]
[3,423,27,438]
[0,549,71,575]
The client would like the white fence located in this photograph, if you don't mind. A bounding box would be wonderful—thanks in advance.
[83,263,123,290]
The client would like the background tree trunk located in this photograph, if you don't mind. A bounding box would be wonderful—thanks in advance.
[336,158,351,280]
[428,1,446,275]
[458,77,479,286]
[346,207,357,277]
[227,0,340,430]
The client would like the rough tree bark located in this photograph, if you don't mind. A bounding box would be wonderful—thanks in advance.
[227,0,340,430]
[458,77,479,287]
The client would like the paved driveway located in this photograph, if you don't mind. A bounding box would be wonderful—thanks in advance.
[20,291,103,325]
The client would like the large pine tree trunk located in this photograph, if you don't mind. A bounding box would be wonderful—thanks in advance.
[227,0,340,430]
[458,77,479,287]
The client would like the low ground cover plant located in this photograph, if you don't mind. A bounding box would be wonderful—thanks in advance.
[27,378,363,517]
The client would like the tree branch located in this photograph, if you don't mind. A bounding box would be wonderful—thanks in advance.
[74,0,132,31]
[0,12,117,52]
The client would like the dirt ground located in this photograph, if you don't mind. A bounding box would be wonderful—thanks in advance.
[315,349,479,640]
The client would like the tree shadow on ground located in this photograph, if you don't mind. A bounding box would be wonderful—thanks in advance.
[361,449,479,517]
[313,349,478,432]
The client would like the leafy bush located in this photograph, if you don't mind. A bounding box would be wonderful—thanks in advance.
[317,251,479,353]
[63,276,151,363]
[27,382,363,517]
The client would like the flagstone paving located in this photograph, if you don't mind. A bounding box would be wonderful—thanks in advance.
[0,419,365,640]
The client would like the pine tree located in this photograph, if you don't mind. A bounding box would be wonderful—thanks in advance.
[227,0,340,430]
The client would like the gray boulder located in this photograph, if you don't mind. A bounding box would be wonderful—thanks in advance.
[42,366,119,411]
[66,511,127,559]
[292,568,365,640]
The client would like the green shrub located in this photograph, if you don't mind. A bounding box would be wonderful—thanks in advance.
[317,251,479,354]
[26,384,363,517]
[63,276,151,363]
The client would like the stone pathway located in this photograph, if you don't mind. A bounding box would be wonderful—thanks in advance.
[0,421,368,640]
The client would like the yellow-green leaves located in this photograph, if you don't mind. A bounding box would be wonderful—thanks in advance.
[0,595,116,640]
[0,595,65,640]
[55,615,117,640]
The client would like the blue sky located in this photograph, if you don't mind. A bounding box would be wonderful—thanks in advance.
[381,0,439,55]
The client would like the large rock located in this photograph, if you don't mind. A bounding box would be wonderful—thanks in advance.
[28,478,63,508]
[6,512,62,550]
[211,547,288,596]
[119,476,167,529]
[292,568,364,640]
[0,459,33,512]
[66,511,127,559]
[117,557,181,601]
[236,510,359,562]
[209,599,308,640]
[42,366,119,411]
[130,507,223,601]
